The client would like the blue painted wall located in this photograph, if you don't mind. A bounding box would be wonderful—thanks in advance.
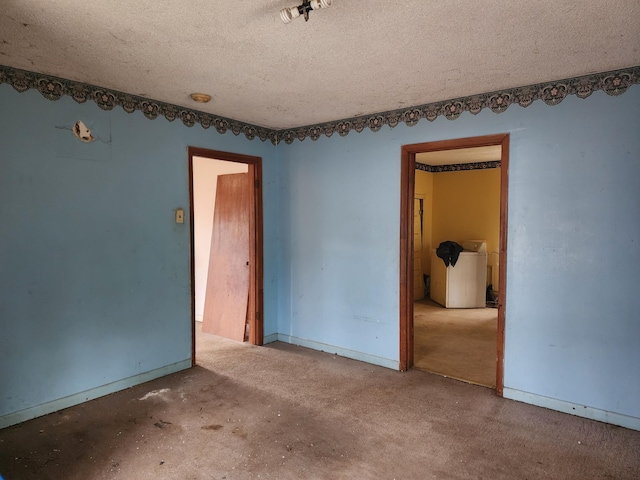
[277,87,640,426]
[277,129,402,364]
[1,78,639,429]
[0,85,279,423]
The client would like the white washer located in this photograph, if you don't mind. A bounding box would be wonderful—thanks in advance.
[430,241,487,308]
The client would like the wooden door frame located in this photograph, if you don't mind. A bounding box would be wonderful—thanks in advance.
[399,134,509,396]
[188,147,264,366]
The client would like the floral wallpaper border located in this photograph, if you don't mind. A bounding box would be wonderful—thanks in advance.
[1,64,638,145]
[416,161,501,172]
[0,65,278,143]
[279,66,639,144]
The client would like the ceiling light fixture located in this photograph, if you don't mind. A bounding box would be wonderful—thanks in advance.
[190,93,211,103]
[280,0,332,24]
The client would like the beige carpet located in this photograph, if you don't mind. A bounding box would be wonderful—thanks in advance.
[1,324,639,479]
[414,299,497,388]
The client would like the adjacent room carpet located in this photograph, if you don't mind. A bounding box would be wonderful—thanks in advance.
[414,299,498,388]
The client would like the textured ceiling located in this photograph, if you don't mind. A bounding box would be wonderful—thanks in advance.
[416,146,501,166]
[1,1,639,130]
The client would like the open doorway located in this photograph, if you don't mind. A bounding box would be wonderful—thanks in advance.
[400,134,509,396]
[413,147,500,388]
[188,147,264,366]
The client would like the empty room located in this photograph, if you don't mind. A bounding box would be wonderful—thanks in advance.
[1,1,639,479]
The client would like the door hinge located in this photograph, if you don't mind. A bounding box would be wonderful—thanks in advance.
[254,179,260,188]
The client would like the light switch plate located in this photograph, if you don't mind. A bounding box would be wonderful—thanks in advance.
[175,208,184,224]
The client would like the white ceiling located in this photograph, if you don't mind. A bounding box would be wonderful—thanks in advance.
[1,1,639,130]
[416,146,501,166]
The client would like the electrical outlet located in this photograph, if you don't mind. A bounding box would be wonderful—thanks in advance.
[175,208,184,224]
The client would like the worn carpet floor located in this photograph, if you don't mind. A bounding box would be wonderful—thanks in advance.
[0,323,638,480]
[414,300,497,388]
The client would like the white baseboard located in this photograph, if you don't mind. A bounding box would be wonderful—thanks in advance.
[276,334,400,370]
[0,359,192,430]
[503,387,640,431]
[263,333,279,344]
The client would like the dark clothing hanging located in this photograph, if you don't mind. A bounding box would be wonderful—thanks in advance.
[436,241,464,267]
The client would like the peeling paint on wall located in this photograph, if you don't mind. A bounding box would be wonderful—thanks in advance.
[55,108,112,161]
[72,120,95,142]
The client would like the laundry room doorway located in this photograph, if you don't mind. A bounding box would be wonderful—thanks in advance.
[399,134,509,395]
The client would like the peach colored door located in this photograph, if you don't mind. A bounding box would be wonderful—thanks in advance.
[202,173,250,341]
